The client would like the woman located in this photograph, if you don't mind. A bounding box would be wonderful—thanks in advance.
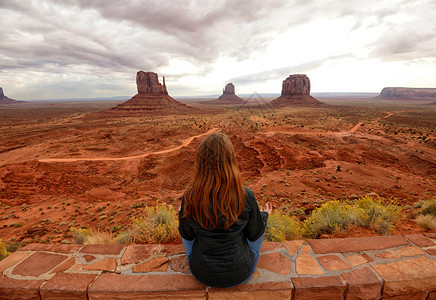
[178,132,271,288]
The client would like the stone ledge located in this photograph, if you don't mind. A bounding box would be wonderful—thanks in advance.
[0,234,435,299]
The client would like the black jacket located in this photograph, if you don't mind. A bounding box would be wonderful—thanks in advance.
[178,187,268,287]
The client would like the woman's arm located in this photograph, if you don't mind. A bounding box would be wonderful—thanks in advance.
[244,189,269,241]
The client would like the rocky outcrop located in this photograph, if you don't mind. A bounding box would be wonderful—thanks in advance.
[136,71,168,94]
[0,87,25,104]
[271,74,323,106]
[203,83,246,105]
[377,87,436,100]
[113,71,192,113]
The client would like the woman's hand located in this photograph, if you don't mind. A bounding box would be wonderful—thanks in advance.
[261,202,272,214]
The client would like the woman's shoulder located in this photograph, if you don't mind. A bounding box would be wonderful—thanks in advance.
[244,187,256,204]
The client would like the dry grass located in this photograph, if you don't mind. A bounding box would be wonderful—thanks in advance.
[0,239,10,261]
[416,215,436,230]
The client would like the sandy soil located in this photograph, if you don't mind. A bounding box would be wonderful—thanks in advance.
[0,99,435,244]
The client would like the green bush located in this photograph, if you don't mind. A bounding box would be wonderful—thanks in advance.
[0,239,10,261]
[129,203,180,243]
[354,196,402,234]
[265,211,302,241]
[303,200,356,238]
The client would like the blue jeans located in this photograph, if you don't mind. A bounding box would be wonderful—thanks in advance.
[182,232,265,287]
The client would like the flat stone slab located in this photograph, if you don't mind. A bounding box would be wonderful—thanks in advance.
[292,276,346,300]
[395,246,425,257]
[257,252,291,275]
[296,252,324,275]
[317,255,352,271]
[308,235,409,254]
[373,256,436,297]
[341,268,382,300]
[405,234,435,247]
[169,255,190,274]
[83,258,117,272]
[12,252,67,276]
[80,244,124,256]
[209,281,292,299]
[120,244,161,264]
[282,240,304,256]
[0,251,29,273]
[40,273,96,299]
[162,244,185,256]
[88,273,205,299]
[133,257,169,273]
[0,276,44,300]
[260,242,282,252]
[344,254,369,267]
[20,243,81,253]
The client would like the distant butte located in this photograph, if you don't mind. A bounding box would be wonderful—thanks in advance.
[377,87,436,100]
[205,83,246,105]
[0,87,25,104]
[270,74,323,106]
[113,71,192,113]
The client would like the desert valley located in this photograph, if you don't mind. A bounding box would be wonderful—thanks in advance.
[0,73,435,247]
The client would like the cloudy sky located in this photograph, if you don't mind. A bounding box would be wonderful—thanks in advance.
[1,0,436,100]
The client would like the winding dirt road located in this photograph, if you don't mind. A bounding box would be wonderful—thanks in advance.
[39,128,219,163]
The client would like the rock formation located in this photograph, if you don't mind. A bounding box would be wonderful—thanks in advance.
[377,87,436,100]
[113,71,191,113]
[0,87,25,104]
[205,83,246,105]
[271,74,323,106]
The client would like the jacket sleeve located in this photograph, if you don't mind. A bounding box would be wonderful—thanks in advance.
[244,189,269,242]
[178,197,196,241]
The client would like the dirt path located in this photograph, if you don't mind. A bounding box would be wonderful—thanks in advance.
[39,128,219,163]
[346,122,363,134]
[383,112,393,119]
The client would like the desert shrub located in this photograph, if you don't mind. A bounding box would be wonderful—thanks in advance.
[83,231,115,244]
[303,201,356,238]
[70,227,93,244]
[129,203,180,243]
[114,231,131,244]
[416,215,436,231]
[354,196,402,235]
[265,211,303,242]
[0,239,10,261]
[419,199,436,217]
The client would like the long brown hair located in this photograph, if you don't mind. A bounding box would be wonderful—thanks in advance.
[184,132,246,229]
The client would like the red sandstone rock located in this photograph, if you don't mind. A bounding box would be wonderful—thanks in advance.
[426,248,436,255]
[133,257,169,273]
[341,268,382,300]
[40,273,96,299]
[83,258,117,272]
[169,255,190,274]
[376,250,401,259]
[121,244,161,265]
[373,256,436,297]
[0,251,29,273]
[114,71,192,113]
[88,273,205,299]
[79,244,124,256]
[282,240,304,256]
[395,246,425,257]
[208,281,292,299]
[20,243,81,253]
[0,87,25,104]
[296,252,324,275]
[162,244,185,256]
[12,252,67,276]
[307,235,409,254]
[260,242,282,252]
[317,255,352,271]
[0,276,44,300]
[256,252,291,275]
[271,74,323,107]
[50,257,76,274]
[292,276,346,300]
[405,234,435,247]
[344,254,369,266]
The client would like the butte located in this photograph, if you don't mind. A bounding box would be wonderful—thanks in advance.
[270,74,323,106]
[0,87,25,104]
[113,71,192,114]
[205,83,246,105]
